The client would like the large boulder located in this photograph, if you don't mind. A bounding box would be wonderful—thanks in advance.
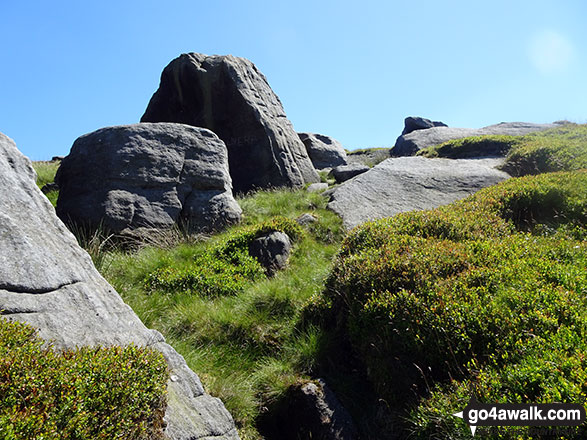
[401,116,447,135]
[298,132,348,169]
[327,156,510,229]
[392,121,558,156]
[0,132,239,439]
[56,123,242,234]
[141,53,319,193]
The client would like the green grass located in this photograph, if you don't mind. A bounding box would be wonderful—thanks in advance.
[31,161,60,207]
[417,123,587,176]
[101,188,344,439]
[0,318,169,440]
[318,170,587,439]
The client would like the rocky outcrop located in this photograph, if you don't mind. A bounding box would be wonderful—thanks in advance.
[0,131,239,439]
[56,123,242,234]
[327,157,510,229]
[298,133,348,169]
[259,379,357,440]
[141,53,319,193]
[392,121,558,156]
[249,231,292,276]
[401,116,447,135]
[331,164,369,183]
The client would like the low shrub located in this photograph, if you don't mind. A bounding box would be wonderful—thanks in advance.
[0,318,169,440]
[417,124,587,177]
[145,217,304,297]
[322,171,587,438]
[417,135,520,158]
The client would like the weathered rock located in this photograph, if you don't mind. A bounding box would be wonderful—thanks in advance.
[41,182,59,194]
[392,122,558,156]
[296,213,318,226]
[331,164,370,183]
[298,133,348,170]
[307,182,329,193]
[248,231,292,275]
[401,116,447,135]
[259,379,357,440]
[346,148,391,168]
[56,123,241,234]
[141,53,319,193]
[0,132,239,439]
[327,156,510,229]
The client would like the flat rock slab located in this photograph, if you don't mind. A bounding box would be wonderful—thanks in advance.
[0,132,239,440]
[327,157,510,230]
[393,122,558,156]
[142,53,319,193]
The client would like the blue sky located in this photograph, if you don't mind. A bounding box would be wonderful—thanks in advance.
[1,0,585,160]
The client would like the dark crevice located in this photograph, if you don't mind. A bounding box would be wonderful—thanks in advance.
[0,279,84,295]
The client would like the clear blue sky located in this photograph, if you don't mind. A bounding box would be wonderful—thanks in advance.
[1,0,586,160]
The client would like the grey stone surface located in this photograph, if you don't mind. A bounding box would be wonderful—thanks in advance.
[249,231,292,275]
[141,53,319,193]
[327,156,510,230]
[0,132,239,440]
[331,164,370,183]
[260,379,357,440]
[401,116,447,135]
[298,132,348,169]
[307,182,329,193]
[296,213,318,226]
[56,123,241,234]
[392,121,558,156]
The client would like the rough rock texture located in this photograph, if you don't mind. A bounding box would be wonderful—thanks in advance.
[331,164,370,183]
[307,182,329,193]
[298,133,348,170]
[296,213,318,226]
[327,157,510,230]
[56,123,242,234]
[259,379,357,440]
[248,231,292,275]
[392,122,558,156]
[0,132,239,439]
[401,116,447,135]
[141,53,319,193]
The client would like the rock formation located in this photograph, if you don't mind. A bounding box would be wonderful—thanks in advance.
[56,123,241,234]
[141,53,319,193]
[0,131,239,439]
[331,163,370,183]
[392,121,558,156]
[298,132,348,169]
[401,116,447,135]
[327,157,510,229]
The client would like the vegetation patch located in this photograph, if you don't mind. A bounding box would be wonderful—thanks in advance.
[32,160,60,207]
[417,124,587,176]
[144,217,303,297]
[320,171,587,438]
[102,188,344,439]
[0,318,169,440]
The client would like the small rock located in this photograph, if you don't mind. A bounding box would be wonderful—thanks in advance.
[51,155,65,161]
[249,231,292,275]
[41,182,59,194]
[307,182,329,193]
[259,378,357,440]
[401,116,447,135]
[296,213,317,226]
[331,164,369,183]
